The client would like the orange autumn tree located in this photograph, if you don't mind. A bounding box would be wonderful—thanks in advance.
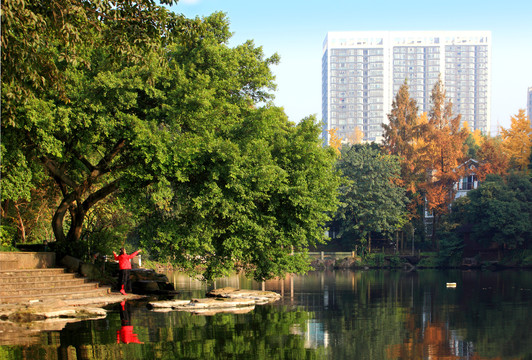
[500,109,532,172]
[327,128,342,156]
[422,79,468,246]
[346,126,364,145]
[462,121,484,158]
[476,136,510,180]
[383,81,427,219]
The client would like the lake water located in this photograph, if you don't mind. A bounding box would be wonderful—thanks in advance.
[2,269,532,359]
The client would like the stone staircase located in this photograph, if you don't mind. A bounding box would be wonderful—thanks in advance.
[0,252,111,304]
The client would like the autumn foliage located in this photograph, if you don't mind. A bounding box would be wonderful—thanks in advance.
[421,79,468,224]
[500,109,532,171]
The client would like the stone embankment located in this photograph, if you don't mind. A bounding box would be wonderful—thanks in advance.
[148,287,281,315]
[0,293,144,346]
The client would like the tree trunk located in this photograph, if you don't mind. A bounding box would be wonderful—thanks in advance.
[52,193,76,244]
[52,180,119,251]
[14,204,26,243]
[431,215,439,251]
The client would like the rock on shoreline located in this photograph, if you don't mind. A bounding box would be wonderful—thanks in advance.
[148,287,281,315]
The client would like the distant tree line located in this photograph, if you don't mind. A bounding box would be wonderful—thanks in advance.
[328,78,531,259]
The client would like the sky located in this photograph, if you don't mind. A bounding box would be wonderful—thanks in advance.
[168,0,532,134]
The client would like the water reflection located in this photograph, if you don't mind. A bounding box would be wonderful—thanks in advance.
[1,270,531,359]
[117,301,143,345]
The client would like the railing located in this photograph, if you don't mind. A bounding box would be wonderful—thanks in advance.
[308,252,356,260]
[457,182,477,191]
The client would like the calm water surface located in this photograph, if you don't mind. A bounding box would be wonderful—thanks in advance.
[1,269,532,360]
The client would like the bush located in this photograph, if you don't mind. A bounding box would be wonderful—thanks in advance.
[437,231,464,267]
[0,225,17,250]
[365,253,386,267]
[417,257,439,268]
[387,255,404,268]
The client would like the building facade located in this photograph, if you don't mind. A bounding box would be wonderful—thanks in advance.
[526,86,532,121]
[322,31,491,144]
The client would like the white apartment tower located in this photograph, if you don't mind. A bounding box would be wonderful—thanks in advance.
[526,86,532,122]
[322,31,491,143]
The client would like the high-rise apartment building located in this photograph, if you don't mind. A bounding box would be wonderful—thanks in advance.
[322,31,491,143]
[526,87,532,121]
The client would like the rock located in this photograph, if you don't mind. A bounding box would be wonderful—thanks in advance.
[80,263,102,280]
[180,306,255,315]
[130,269,169,283]
[148,299,191,309]
[186,297,257,309]
[334,257,361,269]
[148,288,281,313]
[207,287,281,304]
[132,280,160,293]
[60,255,81,273]
[129,269,175,294]
[148,297,256,309]
[310,258,336,270]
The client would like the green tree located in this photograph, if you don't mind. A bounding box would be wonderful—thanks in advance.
[452,173,532,250]
[2,2,340,280]
[334,144,408,252]
[136,111,340,280]
[1,0,181,248]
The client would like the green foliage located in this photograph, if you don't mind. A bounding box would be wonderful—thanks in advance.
[387,255,403,267]
[333,144,408,248]
[464,133,480,159]
[436,231,464,267]
[2,2,339,280]
[136,112,340,281]
[0,224,16,249]
[452,172,532,249]
[416,256,439,268]
[366,253,386,267]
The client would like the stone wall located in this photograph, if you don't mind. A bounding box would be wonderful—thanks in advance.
[0,252,56,270]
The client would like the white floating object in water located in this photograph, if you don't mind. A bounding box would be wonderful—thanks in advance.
[446,282,457,288]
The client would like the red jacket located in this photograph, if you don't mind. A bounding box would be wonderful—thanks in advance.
[114,250,139,270]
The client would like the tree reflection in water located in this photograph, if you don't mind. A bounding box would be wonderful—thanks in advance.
[1,270,531,360]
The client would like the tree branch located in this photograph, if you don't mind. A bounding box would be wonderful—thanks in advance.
[82,179,121,212]
[42,157,77,189]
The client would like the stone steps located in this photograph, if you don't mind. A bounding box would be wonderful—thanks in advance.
[0,287,112,304]
[0,278,88,292]
[0,273,79,285]
[0,268,111,304]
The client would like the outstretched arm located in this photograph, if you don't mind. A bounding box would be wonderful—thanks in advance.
[129,249,141,258]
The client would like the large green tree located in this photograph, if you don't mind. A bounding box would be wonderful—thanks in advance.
[334,144,408,251]
[451,173,532,249]
[1,1,340,280]
[2,0,180,246]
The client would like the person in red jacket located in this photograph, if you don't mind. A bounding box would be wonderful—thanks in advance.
[113,248,141,295]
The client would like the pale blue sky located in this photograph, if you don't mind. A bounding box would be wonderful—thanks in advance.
[169,0,532,134]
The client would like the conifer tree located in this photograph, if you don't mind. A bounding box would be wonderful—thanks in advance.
[422,78,468,247]
[501,109,532,171]
[382,81,426,219]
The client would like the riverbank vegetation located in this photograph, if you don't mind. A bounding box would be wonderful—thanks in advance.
[1,0,340,281]
[2,1,531,279]
[326,82,531,267]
